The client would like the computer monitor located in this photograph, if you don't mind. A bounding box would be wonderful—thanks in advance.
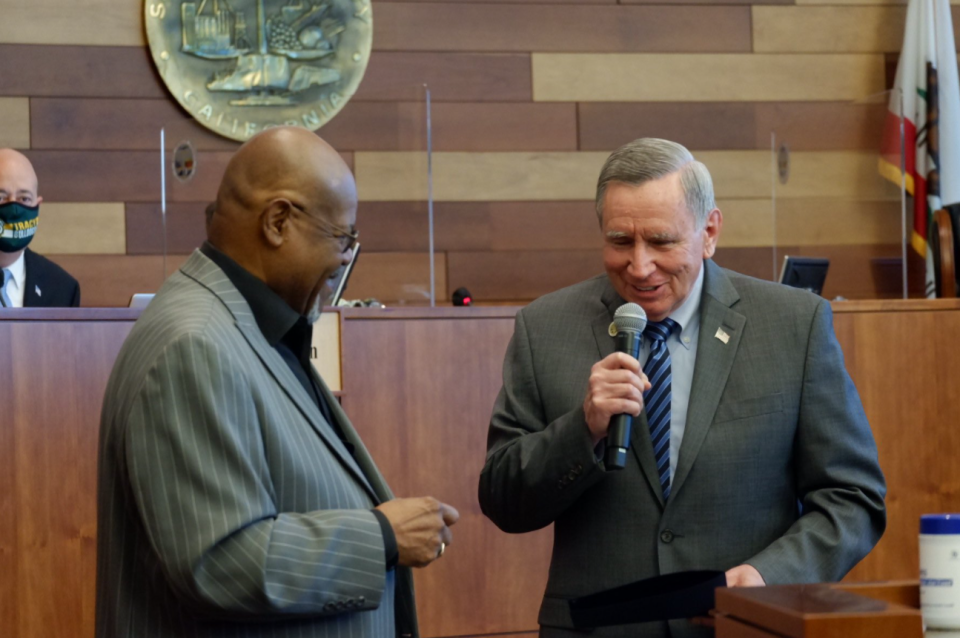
[778,256,829,296]
[128,293,155,309]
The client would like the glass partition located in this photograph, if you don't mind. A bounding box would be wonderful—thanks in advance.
[766,89,908,300]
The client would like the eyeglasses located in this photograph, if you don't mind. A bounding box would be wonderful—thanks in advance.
[290,201,360,253]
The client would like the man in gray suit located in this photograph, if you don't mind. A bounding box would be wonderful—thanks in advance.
[478,138,886,637]
[97,127,458,638]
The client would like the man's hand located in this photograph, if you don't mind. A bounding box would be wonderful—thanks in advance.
[583,352,650,444]
[375,497,459,568]
[725,564,765,587]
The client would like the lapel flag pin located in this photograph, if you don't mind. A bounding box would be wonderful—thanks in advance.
[35,285,41,297]
[608,322,617,337]
[714,327,730,344]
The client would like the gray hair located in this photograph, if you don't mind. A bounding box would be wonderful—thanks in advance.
[594,138,716,229]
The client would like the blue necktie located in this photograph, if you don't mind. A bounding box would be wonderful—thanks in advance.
[644,318,678,501]
[0,269,12,308]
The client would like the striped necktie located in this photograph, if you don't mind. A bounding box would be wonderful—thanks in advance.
[644,318,678,501]
[0,269,12,308]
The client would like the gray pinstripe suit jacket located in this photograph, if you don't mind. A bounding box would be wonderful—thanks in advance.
[96,250,417,638]
[479,260,886,638]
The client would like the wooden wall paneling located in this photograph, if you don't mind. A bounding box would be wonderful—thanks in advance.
[345,252,449,303]
[714,243,913,300]
[579,103,759,152]
[797,0,960,6]
[320,102,578,152]
[715,199,775,248]
[833,305,960,581]
[0,47,532,104]
[356,202,489,252]
[373,4,751,53]
[0,318,134,638]
[446,250,603,302]
[357,201,600,252]
[752,7,910,53]
[355,152,608,201]
[755,102,886,150]
[26,150,160,203]
[774,199,902,247]
[30,203,126,255]
[718,198,902,249]
[339,312,551,636]
[33,99,576,153]
[623,0,791,3]
[578,102,886,152]
[0,45,165,99]
[125,202,208,255]
[31,98,238,151]
[46,254,191,307]
[0,97,30,148]
[355,53,532,102]
[532,53,887,102]
[0,0,142,47]
[357,151,901,203]
[24,150,342,206]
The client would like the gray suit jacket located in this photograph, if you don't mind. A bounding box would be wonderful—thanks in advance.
[478,260,886,638]
[96,251,417,638]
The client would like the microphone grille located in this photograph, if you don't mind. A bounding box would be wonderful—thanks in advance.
[613,303,647,335]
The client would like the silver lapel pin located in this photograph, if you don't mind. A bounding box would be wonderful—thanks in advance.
[714,327,730,344]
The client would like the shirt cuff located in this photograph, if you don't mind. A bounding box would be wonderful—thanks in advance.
[371,508,399,570]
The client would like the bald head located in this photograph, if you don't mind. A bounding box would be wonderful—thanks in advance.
[208,127,359,319]
[212,127,355,241]
[0,149,40,206]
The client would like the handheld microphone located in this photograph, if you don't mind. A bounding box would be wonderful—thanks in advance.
[604,303,647,471]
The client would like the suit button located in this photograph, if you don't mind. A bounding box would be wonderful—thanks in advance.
[557,479,566,490]
[567,471,577,481]
[575,463,583,473]
[358,596,365,604]
[660,529,674,543]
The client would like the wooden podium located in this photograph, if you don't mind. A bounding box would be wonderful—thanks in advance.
[715,581,923,637]
[3,299,960,638]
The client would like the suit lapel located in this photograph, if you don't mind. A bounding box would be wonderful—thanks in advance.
[671,260,744,500]
[22,249,41,307]
[314,377,391,503]
[593,281,666,505]
[180,251,380,502]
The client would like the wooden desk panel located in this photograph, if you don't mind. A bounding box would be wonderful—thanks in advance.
[337,307,552,637]
[0,311,135,638]
[2,300,960,638]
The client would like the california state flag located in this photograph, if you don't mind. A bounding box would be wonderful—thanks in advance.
[880,0,960,297]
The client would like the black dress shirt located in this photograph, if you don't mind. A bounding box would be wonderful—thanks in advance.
[200,242,398,569]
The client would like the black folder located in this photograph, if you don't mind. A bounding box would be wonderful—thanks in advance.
[568,570,726,628]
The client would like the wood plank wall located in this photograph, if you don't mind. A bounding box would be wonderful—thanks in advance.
[0,0,927,306]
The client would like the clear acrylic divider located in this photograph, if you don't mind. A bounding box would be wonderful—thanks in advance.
[346,83,434,307]
[157,116,239,288]
[766,90,908,300]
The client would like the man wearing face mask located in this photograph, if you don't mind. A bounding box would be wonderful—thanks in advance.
[0,148,80,307]
[96,128,457,638]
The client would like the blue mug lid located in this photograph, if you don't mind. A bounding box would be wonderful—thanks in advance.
[921,514,960,534]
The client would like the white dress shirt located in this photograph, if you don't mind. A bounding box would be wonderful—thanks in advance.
[1,251,26,308]
[637,264,704,480]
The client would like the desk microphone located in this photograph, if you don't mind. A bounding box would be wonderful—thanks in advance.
[604,303,647,471]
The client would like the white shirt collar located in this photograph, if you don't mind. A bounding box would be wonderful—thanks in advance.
[2,251,26,307]
[666,262,705,345]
